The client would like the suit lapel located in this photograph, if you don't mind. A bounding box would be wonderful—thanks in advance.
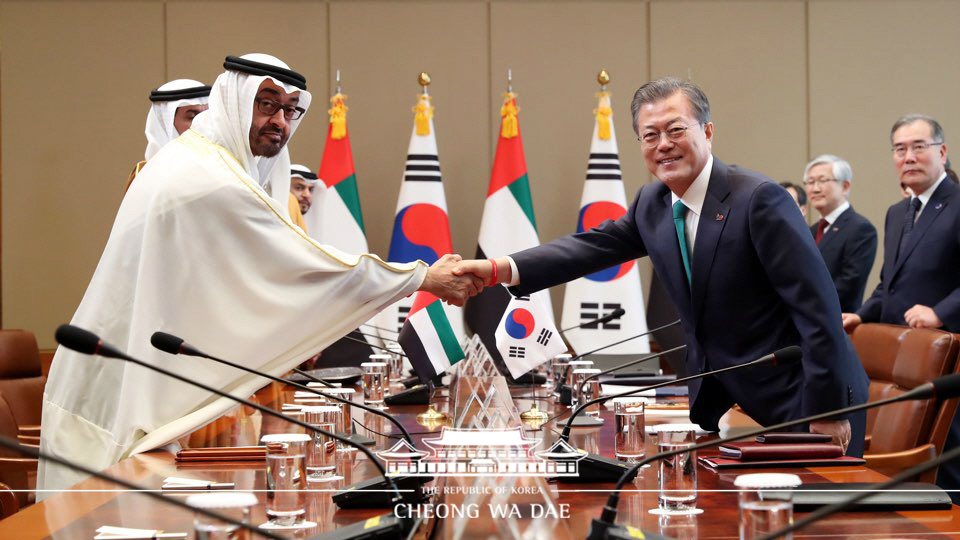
[657,189,693,312]
[892,181,954,278]
[818,207,851,251]
[691,163,731,323]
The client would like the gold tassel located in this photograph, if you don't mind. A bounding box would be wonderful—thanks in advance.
[594,91,612,140]
[413,95,433,136]
[328,94,348,140]
[500,93,519,138]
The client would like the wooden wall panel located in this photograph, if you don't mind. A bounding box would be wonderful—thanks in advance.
[490,1,651,309]
[166,1,329,185]
[649,0,807,186]
[328,1,490,260]
[0,1,165,347]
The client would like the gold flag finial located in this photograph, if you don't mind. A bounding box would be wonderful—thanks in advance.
[598,69,610,88]
[418,72,431,87]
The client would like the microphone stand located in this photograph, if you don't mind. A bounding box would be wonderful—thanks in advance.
[152,334,415,446]
[55,326,407,509]
[0,435,284,540]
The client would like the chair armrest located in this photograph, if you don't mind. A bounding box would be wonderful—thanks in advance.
[865,444,938,482]
[0,481,19,519]
[17,426,40,435]
[863,434,871,452]
[17,435,39,445]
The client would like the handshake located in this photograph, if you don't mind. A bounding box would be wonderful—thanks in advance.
[418,254,511,307]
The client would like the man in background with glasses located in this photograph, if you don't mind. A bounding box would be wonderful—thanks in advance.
[843,114,960,334]
[803,155,877,312]
[457,77,868,456]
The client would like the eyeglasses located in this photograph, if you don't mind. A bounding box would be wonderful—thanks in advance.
[892,141,942,158]
[255,98,306,120]
[803,177,837,187]
[638,125,693,148]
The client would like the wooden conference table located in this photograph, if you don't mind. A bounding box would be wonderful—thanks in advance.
[3,377,960,539]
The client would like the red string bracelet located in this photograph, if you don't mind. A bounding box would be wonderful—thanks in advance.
[487,258,498,286]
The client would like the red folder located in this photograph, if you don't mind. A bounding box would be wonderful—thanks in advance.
[719,442,843,461]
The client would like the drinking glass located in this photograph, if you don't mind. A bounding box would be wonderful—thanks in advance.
[260,433,311,527]
[735,473,801,539]
[614,398,645,459]
[653,424,699,514]
[303,406,341,483]
[189,492,257,540]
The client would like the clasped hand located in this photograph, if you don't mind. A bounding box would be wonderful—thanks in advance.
[418,255,486,307]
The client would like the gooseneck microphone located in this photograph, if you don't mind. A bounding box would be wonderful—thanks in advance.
[559,307,627,333]
[575,344,688,402]
[0,435,284,540]
[586,370,960,540]
[756,443,960,540]
[54,325,407,508]
[361,322,399,335]
[355,331,401,345]
[548,345,692,484]
[556,319,682,402]
[562,346,801,442]
[344,335,409,357]
[150,331,415,446]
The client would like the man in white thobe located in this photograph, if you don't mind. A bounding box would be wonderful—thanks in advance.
[39,53,478,495]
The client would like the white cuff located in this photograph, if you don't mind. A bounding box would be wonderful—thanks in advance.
[506,256,520,286]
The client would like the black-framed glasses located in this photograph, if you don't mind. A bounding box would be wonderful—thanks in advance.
[892,141,942,158]
[637,125,693,148]
[256,98,305,120]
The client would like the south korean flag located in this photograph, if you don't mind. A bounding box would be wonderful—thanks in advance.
[495,291,567,379]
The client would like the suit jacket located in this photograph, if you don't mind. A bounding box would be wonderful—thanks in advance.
[810,206,877,312]
[511,158,868,439]
[858,179,960,331]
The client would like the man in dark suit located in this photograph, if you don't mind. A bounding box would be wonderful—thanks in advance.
[456,78,868,455]
[843,115,960,333]
[803,155,877,312]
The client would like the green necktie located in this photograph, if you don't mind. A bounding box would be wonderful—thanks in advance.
[673,201,692,286]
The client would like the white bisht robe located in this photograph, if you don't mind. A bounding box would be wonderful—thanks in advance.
[38,129,427,495]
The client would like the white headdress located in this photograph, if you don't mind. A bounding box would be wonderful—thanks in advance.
[290,163,318,185]
[190,54,312,218]
[144,79,210,160]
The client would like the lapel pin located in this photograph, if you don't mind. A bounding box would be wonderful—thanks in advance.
[715,213,725,221]
[936,203,944,210]
[832,227,839,232]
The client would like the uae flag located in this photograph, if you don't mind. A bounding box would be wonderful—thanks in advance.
[560,90,649,354]
[495,293,565,379]
[377,90,464,342]
[307,91,379,360]
[464,91,554,376]
[399,291,465,382]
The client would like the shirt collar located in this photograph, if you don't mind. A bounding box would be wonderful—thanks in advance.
[915,172,947,208]
[823,200,850,225]
[670,154,713,216]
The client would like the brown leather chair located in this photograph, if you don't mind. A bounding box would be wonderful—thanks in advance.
[851,323,960,482]
[0,330,45,444]
[0,392,37,509]
[0,481,19,519]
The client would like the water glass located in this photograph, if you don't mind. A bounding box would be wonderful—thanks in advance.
[548,353,572,389]
[303,406,341,483]
[361,361,387,406]
[654,424,698,514]
[614,398,645,459]
[576,369,602,415]
[368,354,392,395]
[188,492,257,540]
[735,473,801,539]
[565,360,594,386]
[260,433,311,527]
